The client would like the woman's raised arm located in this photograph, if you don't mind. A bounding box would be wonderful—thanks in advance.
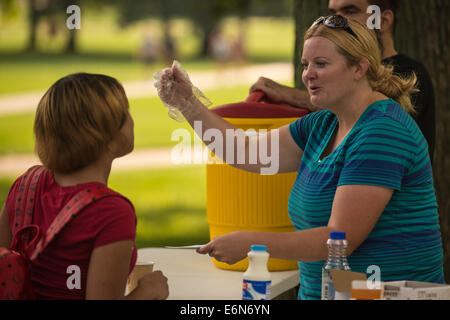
[156,65,303,174]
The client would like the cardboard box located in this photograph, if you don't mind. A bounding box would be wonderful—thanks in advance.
[351,280,383,300]
[331,270,450,300]
[382,281,450,300]
[330,269,367,293]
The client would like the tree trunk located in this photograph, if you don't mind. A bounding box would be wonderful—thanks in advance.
[26,0,39,52]
[199,22,216,58]
[65,30,76,54]
[396,0,450,283]
[293,0,329,89]
[294,0,450,282]
[64,0,78,54]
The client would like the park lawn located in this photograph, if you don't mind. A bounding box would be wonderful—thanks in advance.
[0,53,218,96]
[0,166,210,249]
[0,10,293,95]
[0,112,35,154]
[0,84,255,155]
[108,166,210,249]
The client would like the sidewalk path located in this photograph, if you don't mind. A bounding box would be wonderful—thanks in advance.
[0,62,293,177]
[0,147,208,178]
[0,62,293,116]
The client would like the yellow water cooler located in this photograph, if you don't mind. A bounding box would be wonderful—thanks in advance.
[206,91,310,271]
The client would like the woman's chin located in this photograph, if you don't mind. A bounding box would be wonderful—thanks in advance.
[310,97,326,109]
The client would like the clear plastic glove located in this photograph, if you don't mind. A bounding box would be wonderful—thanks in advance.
[154,60,212,122]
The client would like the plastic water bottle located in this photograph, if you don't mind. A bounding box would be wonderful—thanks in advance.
[242,244,271,300]
[321,231,351,300]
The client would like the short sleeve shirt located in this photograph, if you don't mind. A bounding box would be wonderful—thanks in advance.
[6,169,137,299]
[288,99,444,300]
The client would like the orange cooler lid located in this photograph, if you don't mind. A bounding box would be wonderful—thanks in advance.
[211,91,310,119]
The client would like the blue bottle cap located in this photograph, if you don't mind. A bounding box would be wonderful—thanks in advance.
[330,231,346,240]
[251,244,267,251]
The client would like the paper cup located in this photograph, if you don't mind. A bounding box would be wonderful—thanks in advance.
[125,261,154,295]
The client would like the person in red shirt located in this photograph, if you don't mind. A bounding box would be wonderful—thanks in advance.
[0,73,168,300]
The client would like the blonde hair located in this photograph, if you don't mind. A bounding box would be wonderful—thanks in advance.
[34,73,129,173]
[304,18,418,114]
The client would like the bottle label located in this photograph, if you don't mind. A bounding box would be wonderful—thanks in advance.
[321,270,335,300]
[242,280,271,300]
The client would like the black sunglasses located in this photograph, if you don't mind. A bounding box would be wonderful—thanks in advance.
[311,15,359,39]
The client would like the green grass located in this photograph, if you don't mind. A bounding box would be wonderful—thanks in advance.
[0,112,35,154]
[0,166,210,249]
[0,52,220,95]
[132,85,254,150]
[0,177,13,207]
[0,7,295,250]
[0,9,294,95]
[109,167,209,249]
[0,84,258,155]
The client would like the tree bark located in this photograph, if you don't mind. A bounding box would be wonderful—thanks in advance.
[395,0,450,284]
[405,0,449,283]
[26,0,39,52]
[293,0,329,89]
[64,0,78,54]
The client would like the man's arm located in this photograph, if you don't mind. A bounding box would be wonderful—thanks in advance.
[250,77,318,111]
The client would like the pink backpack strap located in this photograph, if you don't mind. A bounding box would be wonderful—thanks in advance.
[12,165,45,233]
[29,185,129,261]
[11,165,46,254]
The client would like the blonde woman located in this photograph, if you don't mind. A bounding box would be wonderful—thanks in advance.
[155,15,444,300]
[0,73,168,299]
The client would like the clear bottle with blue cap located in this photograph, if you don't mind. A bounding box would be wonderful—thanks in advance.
[321,231,351,300]
[242,244,271,300]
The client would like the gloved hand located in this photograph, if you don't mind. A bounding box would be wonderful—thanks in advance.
[154,60,212,122]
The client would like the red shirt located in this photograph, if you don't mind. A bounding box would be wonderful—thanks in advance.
[5,169,137,299]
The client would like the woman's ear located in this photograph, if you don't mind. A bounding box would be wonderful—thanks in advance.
[354,58,370,81]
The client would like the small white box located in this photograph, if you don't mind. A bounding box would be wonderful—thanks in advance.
[382,281,450,300]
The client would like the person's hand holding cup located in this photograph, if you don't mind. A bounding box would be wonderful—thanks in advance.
[125,261,169,300]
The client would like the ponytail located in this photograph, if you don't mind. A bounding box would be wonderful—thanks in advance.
[369,64,418,114]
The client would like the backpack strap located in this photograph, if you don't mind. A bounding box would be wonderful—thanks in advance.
[29,185,128,261]
[10,165,46,254]
[12,165,45,234]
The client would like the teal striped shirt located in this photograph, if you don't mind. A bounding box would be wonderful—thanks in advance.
[288,99,444,300]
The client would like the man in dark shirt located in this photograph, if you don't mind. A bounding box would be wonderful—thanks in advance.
[383,54,435,160]
[250,0,435,159]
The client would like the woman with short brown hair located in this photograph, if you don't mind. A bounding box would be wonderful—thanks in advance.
[0,73,168,299]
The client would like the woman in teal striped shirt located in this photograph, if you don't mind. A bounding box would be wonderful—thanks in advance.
[155,15,445,300]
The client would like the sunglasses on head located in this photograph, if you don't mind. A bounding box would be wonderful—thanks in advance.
[311,15,359,39]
